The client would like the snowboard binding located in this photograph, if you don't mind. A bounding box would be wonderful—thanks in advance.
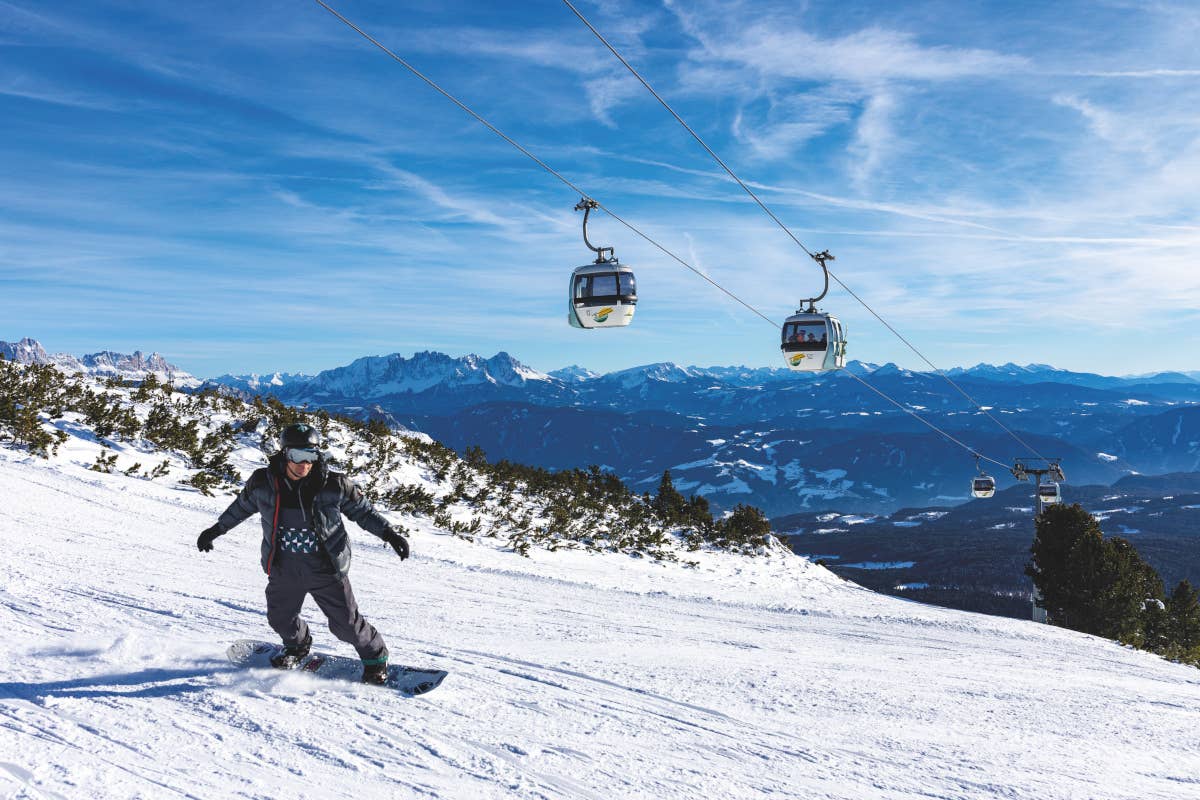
[269,633,312,669]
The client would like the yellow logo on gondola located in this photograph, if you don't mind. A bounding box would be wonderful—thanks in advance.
[592,307,615,323]
[789,353,806,365]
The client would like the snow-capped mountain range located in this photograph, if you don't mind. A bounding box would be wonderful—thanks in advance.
[10,336,1200,517]
[293,351,554,400]
[206,371,313,395]
[199,347,1200,516]
[1,337,200,387]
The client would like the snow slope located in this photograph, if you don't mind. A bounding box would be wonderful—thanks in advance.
[2,452,1199,799]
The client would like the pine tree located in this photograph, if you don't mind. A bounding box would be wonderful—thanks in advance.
[682,493,713,531]
[1026,504,1102,626]
[133,372,160,402]
[1141,599,1169,653]
[1164,580,1200,663]
[1027,504,1162,641]
[1079,537,1159,642]
[713,504,773,550]
[653,470,686,525]
[464,445,488,469]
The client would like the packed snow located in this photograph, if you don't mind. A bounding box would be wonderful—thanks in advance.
[2,453,1200,798]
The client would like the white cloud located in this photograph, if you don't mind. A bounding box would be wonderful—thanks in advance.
[0,75,119,111]
[0,1,63,37]
[584,73,644,127]
[405,26,603,71]
[711,25,1027,84]
[659,6,1029,178]
[727,86,857,161]
[848,90,898,190]
[1052,94,1153,153]
[1074,69,1200,78]
[730,113,828,161]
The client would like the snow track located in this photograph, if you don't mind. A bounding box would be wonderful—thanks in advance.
[2,451,1199,799]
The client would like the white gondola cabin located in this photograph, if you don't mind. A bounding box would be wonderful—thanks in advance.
[972,475,996,498]
[780,311,846,372]
[1038,481,1061,505]
[568,263,637,329]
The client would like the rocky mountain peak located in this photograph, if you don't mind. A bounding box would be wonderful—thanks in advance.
[0,337,52,365]
[549,365,601,383]
[0,338,196,385]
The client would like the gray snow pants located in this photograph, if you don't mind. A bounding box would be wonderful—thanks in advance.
[265,553,387,661]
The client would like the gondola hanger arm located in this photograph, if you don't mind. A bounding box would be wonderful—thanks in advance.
[801,250,834,312]
[575,198,616,264]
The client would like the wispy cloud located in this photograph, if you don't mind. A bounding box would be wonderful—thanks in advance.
[1074,69,1200,78]
[847,90,898,190]
[666,0,1028,81]
[584,73,645,128]
[0,75,120,110]
[693,24,1027,84]
[1052,94,1154,153]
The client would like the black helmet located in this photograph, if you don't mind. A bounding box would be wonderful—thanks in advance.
[280,423,321,451]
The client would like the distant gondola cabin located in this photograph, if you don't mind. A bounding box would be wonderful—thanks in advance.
[1038,482,1062,505]
[972,476,996,498]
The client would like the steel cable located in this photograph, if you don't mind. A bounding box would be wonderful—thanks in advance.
[563,0,1050,468]
[312,0,1012,472]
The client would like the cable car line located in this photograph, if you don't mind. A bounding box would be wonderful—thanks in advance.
[312,0,778,328]
[312,1,1014,476]
[838,372,1011,471]
[560,0,825,263]
[562,0,1054,468]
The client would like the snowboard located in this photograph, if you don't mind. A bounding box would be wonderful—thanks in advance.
[227,639,448,696]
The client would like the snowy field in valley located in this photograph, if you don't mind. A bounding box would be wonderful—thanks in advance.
[2,450,1199,799]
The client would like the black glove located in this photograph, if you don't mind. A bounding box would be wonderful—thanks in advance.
[384,531,409,561]
[197,524,223,553]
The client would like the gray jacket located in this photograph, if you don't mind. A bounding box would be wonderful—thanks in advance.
[214,453,396,578]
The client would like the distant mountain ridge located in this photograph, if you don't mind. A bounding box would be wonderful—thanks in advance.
[207,371,313,395]
[201,348,1200,517]
[212,352,1200,405]
[10,336,1200,517]
[946,362,1200,390]
[297,351,553,400]
[0,337,199,387]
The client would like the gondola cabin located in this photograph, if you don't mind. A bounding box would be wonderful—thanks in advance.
[780,311,846,372]
[1038,481,1061,505]
[569,263,636,329]
[972,476,996,498]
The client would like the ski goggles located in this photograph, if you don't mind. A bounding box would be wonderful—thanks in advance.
[285,447,320,464]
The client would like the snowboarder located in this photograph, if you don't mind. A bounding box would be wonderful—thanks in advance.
[196,422,409,684]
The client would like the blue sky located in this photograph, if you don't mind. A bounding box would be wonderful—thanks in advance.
[3,0,1200,378]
